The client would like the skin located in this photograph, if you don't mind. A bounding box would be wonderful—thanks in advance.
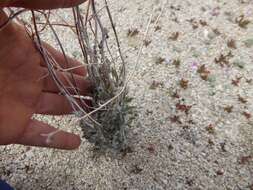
[0,0,90,150]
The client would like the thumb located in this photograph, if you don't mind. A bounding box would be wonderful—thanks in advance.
[1,0,87,10]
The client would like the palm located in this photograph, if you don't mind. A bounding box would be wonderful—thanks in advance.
[0,23,43,145]
[0,10,90,149]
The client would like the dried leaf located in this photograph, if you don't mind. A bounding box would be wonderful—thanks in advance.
[176,102,192,115]
[143,39,152,47]
[224,106,233,113]
[147,144,156,154]
[243,112,251,119]
[220,142,227,152]
[238,95,247,104]
[246,78,253,84]
[169,32,180,41]
[172,59,181,68]
[208,139,214,145]
[188,120,195,124]
[227,39,237,49]
[127,28,139,37]
[199,20,208,26]
[238,155,252,164]
[170,115,182,124]
[216,169,224,175]
[206,124,215,134]
[214,51,233,67]
[150,80,164,89]
[170,5,181,11]
[171,90,180,99]
[186,178,194,186]
[212,28,221,35]
[232,76,242,86]
[121,146,134,157]
[235,15,251,29]
[168,144,174,151]
[182,125,190,129]
[155,57,165,65]
[197,64,210,80]
[187,18,199,29]
[154,25,161,31]
[180,79,189,89]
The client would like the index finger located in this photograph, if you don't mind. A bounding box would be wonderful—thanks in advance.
[1,0,87,9]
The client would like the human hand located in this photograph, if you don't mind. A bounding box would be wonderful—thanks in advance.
[0,0,89,150]
[0,0,87,9]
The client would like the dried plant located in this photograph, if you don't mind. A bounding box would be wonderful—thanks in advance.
[72,1,129,153]
[2,0,131,154]
[235,14,251,29]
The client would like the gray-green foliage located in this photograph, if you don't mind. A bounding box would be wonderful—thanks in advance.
[74,0,132,153]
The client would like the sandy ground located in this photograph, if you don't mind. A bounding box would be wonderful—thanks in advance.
[1,0,253,189]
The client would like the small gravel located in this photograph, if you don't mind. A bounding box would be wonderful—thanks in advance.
[1,0,253,189]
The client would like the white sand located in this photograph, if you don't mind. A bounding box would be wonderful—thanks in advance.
[1,0,253,189]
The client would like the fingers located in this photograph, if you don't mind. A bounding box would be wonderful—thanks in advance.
[3,0,87,10]
[15,119,81,150]
[42,42,87,76]
[36,92,81,115]
[42,67,91,95]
